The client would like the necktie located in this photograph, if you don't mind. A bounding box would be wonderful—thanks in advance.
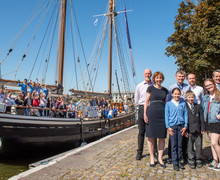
[217,84,220,91]
[190,104,194,114]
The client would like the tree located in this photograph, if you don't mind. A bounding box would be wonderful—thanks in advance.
[166,0,220,85]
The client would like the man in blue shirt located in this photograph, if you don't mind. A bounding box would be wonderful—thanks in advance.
[42,85,49,97]
[18,79,28,96]
[167,70,190,101]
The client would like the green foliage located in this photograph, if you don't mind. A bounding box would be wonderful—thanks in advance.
[166,0,220,85]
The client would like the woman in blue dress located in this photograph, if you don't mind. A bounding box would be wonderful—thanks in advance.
[144,72,168,167]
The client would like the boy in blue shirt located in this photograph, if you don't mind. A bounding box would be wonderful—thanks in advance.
[18,79,28,95]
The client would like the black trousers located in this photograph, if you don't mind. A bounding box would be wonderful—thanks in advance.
[182,135,188,160]
[137,105,157,154]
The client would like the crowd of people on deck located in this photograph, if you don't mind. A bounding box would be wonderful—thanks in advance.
[0,79,69,117]
[135,69,220,171]
[89,97,127,119]
[0,79,128,119]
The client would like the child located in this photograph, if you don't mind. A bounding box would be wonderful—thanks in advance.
[165,87,188,171]
[107,106,113,118]
[113,106,118,117]
[185,90,205,169]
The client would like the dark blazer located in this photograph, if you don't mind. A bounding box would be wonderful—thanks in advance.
[186,103,205,133]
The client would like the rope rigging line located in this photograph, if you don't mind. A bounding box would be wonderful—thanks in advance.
[117,15,137,90]
[29,0,60,81]
[1,70,17,78]
[70,2,109,92]
[43,8,60,83]
[70,0,93,91]
[14,0,54,80]
[69,0,86,91]
[116,16,136,90]
[115,70,124,101]
[41,59,48,84]
[68,0,79,91]
[112,41,116,92]
[115,17,132,92]
[87,3,109,71]
[113,41,125,93]
[64,17,69,92]
[0,0,45,64]
[91,19,108,91]
[78,57,87,91]
[88,16,108,90]
[112,15,130,93]
[85,3,109,91]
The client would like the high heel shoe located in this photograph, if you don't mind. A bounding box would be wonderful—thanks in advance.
[150,163,156,167]
[159,162,166,168]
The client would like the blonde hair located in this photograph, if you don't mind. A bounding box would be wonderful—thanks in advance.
[185,90,195,98]
[204,78,220,103]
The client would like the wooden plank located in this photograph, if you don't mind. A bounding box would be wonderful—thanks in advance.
[69,89,111,98]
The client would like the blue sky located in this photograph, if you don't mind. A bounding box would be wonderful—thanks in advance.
[0,0,183,94]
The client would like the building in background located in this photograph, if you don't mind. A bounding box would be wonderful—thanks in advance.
[112,91,134,103]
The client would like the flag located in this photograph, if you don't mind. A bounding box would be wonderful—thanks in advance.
[94,18,98,26]
[124,5,135,77]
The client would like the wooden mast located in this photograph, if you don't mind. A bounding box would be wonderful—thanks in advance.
[108,0,114,95]
[58,0,67,94]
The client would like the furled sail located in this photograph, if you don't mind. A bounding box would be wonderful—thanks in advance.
[124,5,135,77]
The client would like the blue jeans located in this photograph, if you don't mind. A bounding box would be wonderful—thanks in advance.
[25,107,30,116]
[169,124,184,165]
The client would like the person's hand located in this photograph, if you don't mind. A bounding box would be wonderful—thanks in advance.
[184,132,189,138]
[144,115,148,124]
[217,114,220,120]
[201,131,205,135]
[168,127,174,136]
[181,127,187,136]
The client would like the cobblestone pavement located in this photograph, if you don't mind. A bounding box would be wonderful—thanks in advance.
[19,125,220,180]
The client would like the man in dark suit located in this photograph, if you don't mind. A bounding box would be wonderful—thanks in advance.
[185,90,205,169]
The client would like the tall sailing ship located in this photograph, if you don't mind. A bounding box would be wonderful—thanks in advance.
[0,0,136,151]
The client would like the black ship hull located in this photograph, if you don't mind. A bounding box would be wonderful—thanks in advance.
[0,111,136,151]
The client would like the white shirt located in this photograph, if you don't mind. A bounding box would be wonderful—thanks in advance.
[189,85,204,104]
[135,81,153,106]
[216,83,220,91]
[187,102,193,109]
[108,109,113,116]
[172,99,179,107]
[40,98,47,107]
[68,105,75,111]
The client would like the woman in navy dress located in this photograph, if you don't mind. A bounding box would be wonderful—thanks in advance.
[144,72,168,167]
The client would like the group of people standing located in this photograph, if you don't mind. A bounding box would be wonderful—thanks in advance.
[135,68,220,171]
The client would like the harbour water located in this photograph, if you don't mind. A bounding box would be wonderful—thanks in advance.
[0,142,78,180]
